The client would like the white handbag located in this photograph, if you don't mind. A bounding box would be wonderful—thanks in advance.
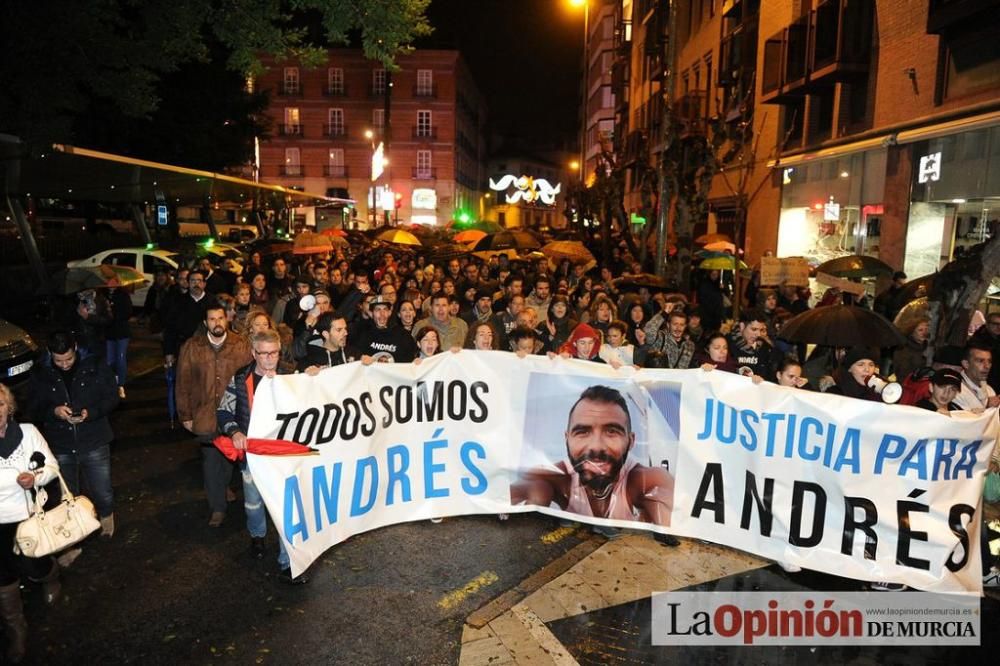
[14,472,101,557]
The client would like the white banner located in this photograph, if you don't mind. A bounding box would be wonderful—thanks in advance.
[246,353,997,593]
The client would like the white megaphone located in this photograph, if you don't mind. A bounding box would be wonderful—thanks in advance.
[299,294,316,312]
[867,375,903,404]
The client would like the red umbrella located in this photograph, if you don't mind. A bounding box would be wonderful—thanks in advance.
[319,228,348,238]
[213,436,316,462]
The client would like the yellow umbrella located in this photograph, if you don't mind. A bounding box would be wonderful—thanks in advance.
[376,229,422,246]
[699,256,749,271]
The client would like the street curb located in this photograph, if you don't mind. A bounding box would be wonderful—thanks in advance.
[465,530,603,629]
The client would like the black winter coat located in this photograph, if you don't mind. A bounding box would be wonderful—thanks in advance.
[27,355,120,454]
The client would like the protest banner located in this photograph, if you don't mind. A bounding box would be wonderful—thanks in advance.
[760,257,810,287]
[245,352,997,593]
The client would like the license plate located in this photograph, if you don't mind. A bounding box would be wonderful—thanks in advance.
[7,360,33,377]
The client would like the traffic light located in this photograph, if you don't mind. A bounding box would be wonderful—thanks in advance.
[457,210,471,224]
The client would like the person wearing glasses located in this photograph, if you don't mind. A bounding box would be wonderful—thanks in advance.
[217,329,308,585]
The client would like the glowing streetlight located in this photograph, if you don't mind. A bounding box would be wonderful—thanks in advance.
[364,129,374,140]
[569,160,580,171]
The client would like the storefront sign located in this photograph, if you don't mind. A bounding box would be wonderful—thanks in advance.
[760,257,810,287]
[412,188,437,210]
[917,152,941,184]
[489,174,561,205]
[823,200,841,221]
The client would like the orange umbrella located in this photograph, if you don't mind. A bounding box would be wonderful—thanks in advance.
[453,229,487,244]
[319,228,348,238]
[293,230,334,255]
[695,232,733,245]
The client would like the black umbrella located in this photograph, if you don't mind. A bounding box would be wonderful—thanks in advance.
[471,230,542,253]
[778,305,906,347]
[815,255,894,279]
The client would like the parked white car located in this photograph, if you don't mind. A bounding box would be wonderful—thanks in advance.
[67,247,182,307]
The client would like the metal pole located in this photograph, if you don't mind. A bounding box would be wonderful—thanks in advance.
[654,0,677,278]
[7,196,48,289]
[130,204,152,245]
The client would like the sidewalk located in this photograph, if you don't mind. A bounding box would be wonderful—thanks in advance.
[458,533,766,665]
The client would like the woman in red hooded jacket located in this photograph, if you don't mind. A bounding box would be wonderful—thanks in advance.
[556,323,604,362]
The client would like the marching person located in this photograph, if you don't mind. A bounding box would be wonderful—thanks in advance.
[0,384,62,663]
[297,313,358,372]
[176,303,252,527]
[217,330,309,584]
[27,331,119,541]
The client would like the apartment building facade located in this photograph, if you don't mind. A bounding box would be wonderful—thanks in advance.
[611,0,1000,273]
[581,0,620,182]
[256,49,487,228]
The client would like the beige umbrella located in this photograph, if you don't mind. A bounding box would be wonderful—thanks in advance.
[541,241,597,271]
[293,230,334,255]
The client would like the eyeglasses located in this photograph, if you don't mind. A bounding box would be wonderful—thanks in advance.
[254,350,280,357]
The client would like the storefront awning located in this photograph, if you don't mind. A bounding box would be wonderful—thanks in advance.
[768,108,1000,169]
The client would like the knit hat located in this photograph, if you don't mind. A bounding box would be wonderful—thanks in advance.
[841,346,878,369]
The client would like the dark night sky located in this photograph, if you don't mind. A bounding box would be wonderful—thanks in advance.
[418,0,583,148]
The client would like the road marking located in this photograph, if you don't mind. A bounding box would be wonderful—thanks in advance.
[438,571,500,610]
[540,525,576,544]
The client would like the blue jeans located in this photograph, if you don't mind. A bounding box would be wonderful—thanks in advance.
[240,462,288,568]
[56,445,114,518]
[106,337,129,387]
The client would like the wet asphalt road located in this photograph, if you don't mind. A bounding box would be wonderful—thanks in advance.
[20,371,587,665]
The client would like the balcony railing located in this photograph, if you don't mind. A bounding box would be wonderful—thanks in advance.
[413,84,437,98]
[324,165,348,177]
[322,85,347,97]
[411,167,437,179]
[614,18,632,54]
[279,124,303,136]
[280,165,303,176]
[412,127,438,140]
[810,0,872,82]
[622,130,648,164]
[323,124,347,137]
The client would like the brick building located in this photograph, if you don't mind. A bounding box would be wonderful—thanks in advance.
[608,0,1000,275]
[255,49,488,228]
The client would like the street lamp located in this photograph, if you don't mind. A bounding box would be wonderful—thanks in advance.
[569,0,589,184]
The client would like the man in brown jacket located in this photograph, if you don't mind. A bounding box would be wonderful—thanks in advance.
[176,303,252,527]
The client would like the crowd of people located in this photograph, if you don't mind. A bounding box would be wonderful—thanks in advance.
[2,234,999,660]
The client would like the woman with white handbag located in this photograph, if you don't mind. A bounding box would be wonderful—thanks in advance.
[0,384,62,664]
